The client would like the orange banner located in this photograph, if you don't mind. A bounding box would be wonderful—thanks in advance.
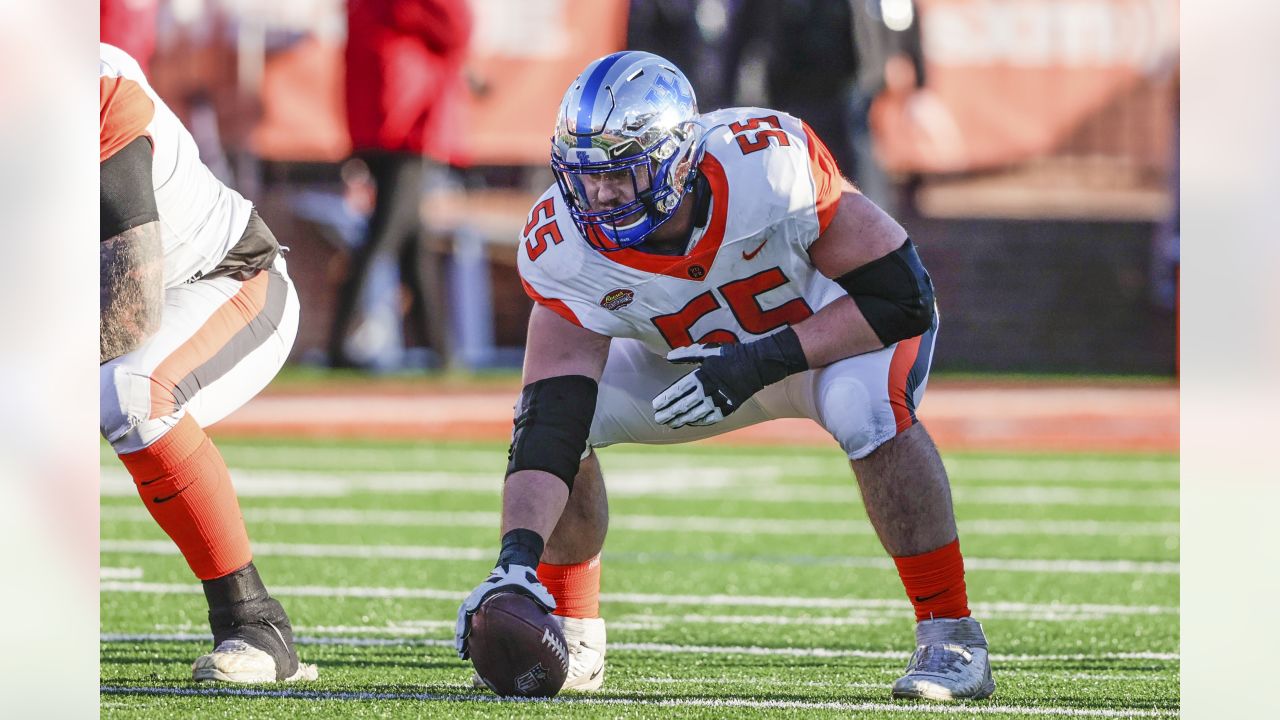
[462,0,629,165]
[252,0,628,165]
[871,0,1179,173]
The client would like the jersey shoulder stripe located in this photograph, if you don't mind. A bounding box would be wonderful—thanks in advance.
[799,120,843,234]
[698,107,844,237]
[521,276,582,327]
[100,74,154,163]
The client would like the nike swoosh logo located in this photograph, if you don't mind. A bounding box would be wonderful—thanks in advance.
[742,237,768,260]
[914,589,947,603]
[152,482,195,504]
[139,478,162,487]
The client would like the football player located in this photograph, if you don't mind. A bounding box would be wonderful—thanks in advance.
[455,51,993,700]
[100,43,315,683]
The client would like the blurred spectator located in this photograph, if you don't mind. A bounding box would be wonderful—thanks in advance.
[329,0,472,369]
[100,0,159,73]
[724,0,859,177]
[852,0,929,215]
[723,0,928,214]
[627,0,731,110]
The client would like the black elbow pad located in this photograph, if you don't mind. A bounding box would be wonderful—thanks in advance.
[101,135,158,241]
[835,238,935,347]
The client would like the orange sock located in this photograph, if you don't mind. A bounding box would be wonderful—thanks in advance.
[537,554,601,618]
[893,538,971,622]
[118,414,251,581]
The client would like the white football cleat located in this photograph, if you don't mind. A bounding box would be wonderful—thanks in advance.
[192,639,319,683]
[469,615,607,691]
[892,617,995,701]
[559,616,607,691]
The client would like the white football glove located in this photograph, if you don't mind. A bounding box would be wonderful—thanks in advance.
[653,330,810,430]
[455,564,556,659]
[652,344,731,429]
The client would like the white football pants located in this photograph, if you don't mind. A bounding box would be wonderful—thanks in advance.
[589,321,937,460]
[100,255,299,455]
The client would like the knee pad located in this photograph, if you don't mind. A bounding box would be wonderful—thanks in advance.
[100,363,147,444]
[100,362,180,454]
[816,375,896,460]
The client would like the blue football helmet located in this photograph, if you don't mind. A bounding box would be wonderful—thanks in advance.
[551,51,704,251]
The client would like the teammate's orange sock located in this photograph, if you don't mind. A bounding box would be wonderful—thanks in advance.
[118,414,251,581]
[893,538,971,622]
[537,554,601,618]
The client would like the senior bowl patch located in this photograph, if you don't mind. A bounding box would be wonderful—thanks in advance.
[600,288,635,311]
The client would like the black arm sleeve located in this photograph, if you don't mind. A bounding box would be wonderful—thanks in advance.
[506,375,598,490]
[101,135,158,241]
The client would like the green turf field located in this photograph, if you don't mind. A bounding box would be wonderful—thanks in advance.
[100,438,1179,718]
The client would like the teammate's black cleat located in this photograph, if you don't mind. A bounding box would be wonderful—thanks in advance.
[192,563,317,683]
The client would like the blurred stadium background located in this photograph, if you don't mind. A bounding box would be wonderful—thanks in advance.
[102,0,1180,378]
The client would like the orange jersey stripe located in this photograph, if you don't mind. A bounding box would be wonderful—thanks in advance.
[521,277,582,327]
[887,334,923,432]
[100,75,155,162]
[801,121,843,234]
[148,273,271,418]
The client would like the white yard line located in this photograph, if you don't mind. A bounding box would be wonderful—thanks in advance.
[661,484,1177,507]
[99,566,143,579]
[97,684,1178,716]
[940,457,1176,485]
[101,538,1177,575]
[101,632,1178,664]
[100,505,1177,537]
[99,581,1177,618]
[198,446,1177,484]
[608,608,1123,626]
[99,467,1175,506]
[961,520,1177,537]
[272,605,1103,634]
[102,539,489,562]
[99,467,769,499]
[636,673,1165,686]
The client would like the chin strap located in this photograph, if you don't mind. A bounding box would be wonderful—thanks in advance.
[672,173,712,256]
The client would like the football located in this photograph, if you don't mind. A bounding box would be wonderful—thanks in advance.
[469,592,569,698]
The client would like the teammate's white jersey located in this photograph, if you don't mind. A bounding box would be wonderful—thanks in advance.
[517,108,846,356]
[100,43,252,289]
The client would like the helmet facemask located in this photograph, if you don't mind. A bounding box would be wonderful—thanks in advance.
[552,123,702,251]
[551,51,703,252]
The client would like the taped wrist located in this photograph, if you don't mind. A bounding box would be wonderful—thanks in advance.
[496,528,545,569]
[835,238,935,347]
[738,326,809,386]
[704,327,809,412]
[506,375,598,490]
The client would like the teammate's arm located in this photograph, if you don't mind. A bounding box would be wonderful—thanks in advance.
[100,136,163,363]
[456,303,610,658]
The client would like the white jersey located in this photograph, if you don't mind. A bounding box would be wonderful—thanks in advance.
[99,43,252,289]
[517,108,847,356]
